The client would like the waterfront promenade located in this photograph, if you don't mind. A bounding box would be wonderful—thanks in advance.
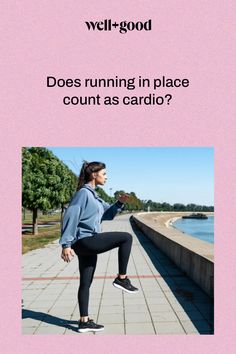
[136,211,214,261]
[22,214,213,335]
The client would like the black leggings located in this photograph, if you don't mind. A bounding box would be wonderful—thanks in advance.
[72,232,132,317]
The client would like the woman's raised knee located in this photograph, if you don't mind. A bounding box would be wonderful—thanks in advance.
[122,232,133,243]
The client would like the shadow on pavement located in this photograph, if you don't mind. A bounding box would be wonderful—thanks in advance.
[22,309,79,333]
[129,216,214,335]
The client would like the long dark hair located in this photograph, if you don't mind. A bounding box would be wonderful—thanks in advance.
[77,161,106,191]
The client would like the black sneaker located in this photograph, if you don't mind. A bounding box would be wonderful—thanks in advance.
[78,318,104,333]
[113,276,139,293]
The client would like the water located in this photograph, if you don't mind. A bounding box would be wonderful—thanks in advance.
[173,216,214,244]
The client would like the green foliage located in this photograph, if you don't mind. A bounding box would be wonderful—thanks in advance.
[113,190,141,211]
[141,201,214,212]
[22,147,77,234]
[22,146,213,229]
[114,190,125,200]
[96,186,114,203]
[173,203,186,211]
[112,189,213,212]
[22,147,77,211]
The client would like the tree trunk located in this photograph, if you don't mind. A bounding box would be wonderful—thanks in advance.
[23,208,26,221]
[32,208,38,235]
[61,204,65,225]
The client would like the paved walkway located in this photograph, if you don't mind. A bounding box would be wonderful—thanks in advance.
[22,214,214,335]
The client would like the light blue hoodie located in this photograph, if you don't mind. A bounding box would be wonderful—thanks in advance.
[59,184,123,248]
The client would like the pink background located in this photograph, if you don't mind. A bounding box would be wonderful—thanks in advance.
[1,0,236,353]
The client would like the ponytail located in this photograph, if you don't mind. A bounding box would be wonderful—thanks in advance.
[77,161,106,191]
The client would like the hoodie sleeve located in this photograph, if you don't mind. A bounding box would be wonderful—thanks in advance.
[59,190,88,247]
[101,200,124,221]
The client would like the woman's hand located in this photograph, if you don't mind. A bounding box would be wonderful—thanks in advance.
[118,193,130,204]
[61,247,74,263]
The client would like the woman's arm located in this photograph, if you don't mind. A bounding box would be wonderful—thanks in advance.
[101,193,130,221]
[59,189,88,248]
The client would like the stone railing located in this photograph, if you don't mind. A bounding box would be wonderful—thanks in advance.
[131,212,214,297]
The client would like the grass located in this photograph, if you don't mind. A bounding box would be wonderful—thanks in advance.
[22,224,61,254]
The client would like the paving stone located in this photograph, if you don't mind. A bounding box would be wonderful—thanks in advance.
[169,301,196,312]
[22,214,213,335]
[22,318,42,327]
[100,298,123,306]
[182,320,213,333]
[124,304,148,313]
[146,297,170,305]
[154,321,185,334]
[47,309,73,316]
[34,326,67,334]
[176,310,205,321]
[125,312,152,323]
[181,321,199,334]
[125,323,155,334]
[124,297,147,305]
[28,303,54,309]
[99,305,124,314]
[29,300,56,308]
[95,324,125,335]
[98,313,124,324]
[151,311,179,322]
[147,303,173,312]
[22,327,37,334]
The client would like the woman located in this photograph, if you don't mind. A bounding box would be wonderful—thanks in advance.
[59,161,138,333]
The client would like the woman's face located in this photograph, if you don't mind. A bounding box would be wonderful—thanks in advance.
[94,169,107,186]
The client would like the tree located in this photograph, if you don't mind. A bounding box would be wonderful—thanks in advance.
[22,147,76,234]
[186,203,197,211]
[173,203,186,211]
[161,202,172,211]
[114,190,125,200]
[114,190,142,211]
[54,162,77,220]
[96,186,114,204]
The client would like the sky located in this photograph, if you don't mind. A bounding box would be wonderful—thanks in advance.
[47,147,214,206]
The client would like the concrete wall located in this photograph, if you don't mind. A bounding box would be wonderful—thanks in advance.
[132,214,214,298]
